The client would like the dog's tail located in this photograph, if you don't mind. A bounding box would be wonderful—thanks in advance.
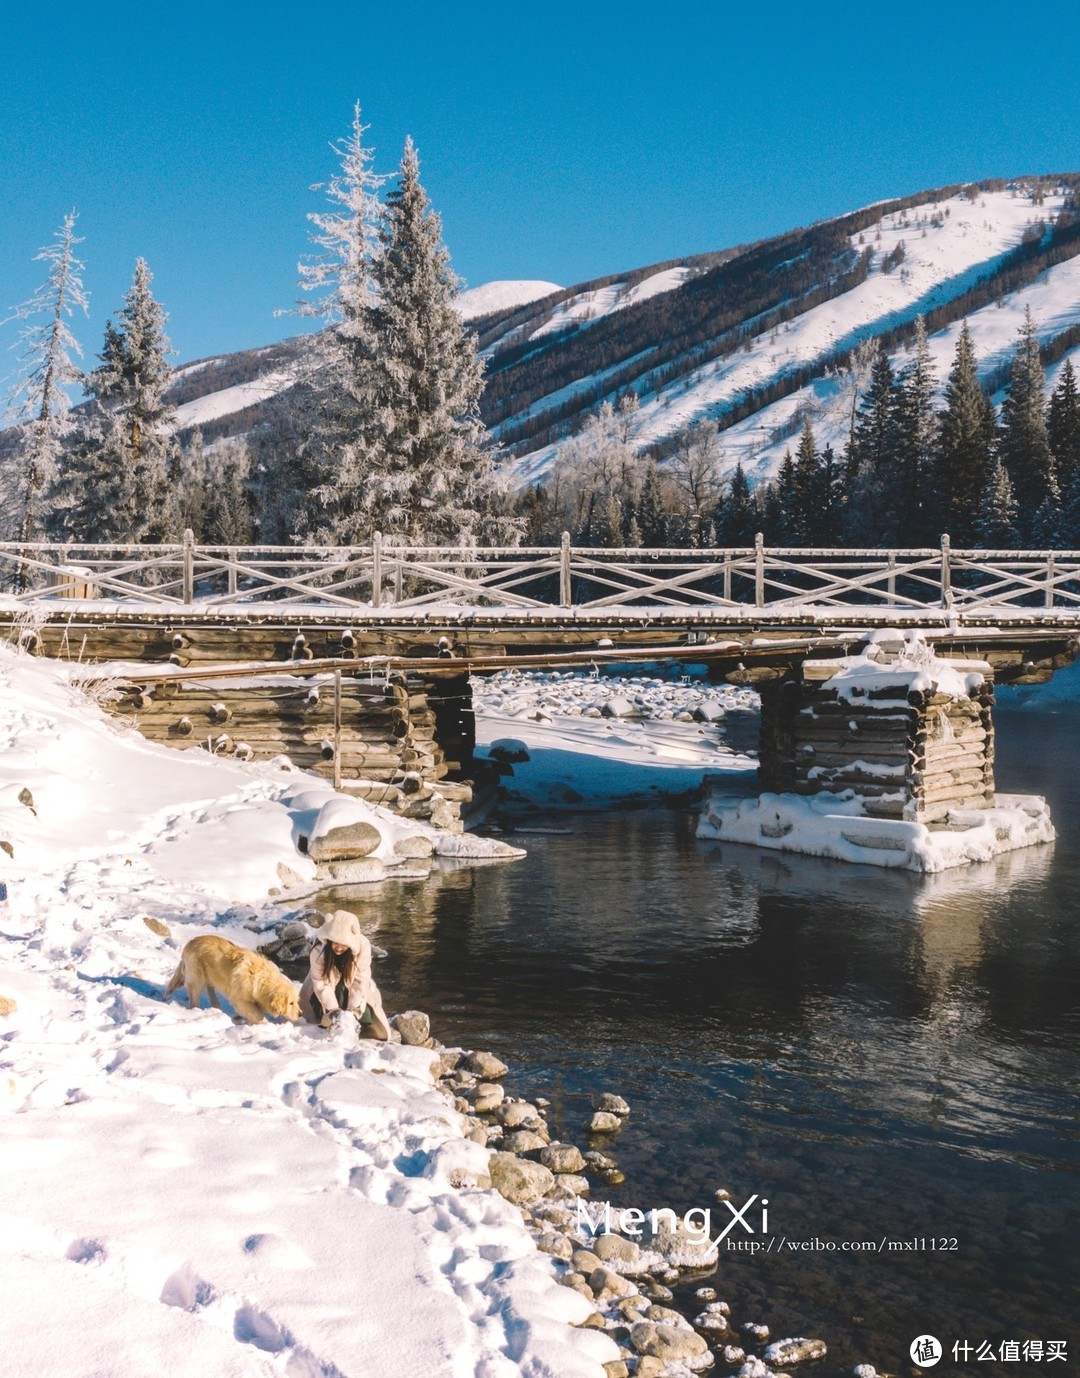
[163,959,185,999]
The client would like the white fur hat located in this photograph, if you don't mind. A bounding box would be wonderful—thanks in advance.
[318,910,365,953]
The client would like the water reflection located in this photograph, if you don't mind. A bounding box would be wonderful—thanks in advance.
[305,714,1079,1372]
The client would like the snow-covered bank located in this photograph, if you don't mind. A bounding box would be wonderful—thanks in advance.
[0,647,616,1378]
[697,789,1054,873]
[473,670,758,810]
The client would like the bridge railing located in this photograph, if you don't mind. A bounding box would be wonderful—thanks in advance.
[2,533,1080,612]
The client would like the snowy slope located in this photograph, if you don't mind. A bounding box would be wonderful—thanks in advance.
[706,235,1080,484]
[457,279,562,320]
[507,188,1071,484]
[0,646,614,1378]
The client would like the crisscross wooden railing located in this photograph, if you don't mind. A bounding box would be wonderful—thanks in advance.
[2,531,1080,616]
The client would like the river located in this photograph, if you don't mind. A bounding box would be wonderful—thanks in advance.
[318,705,1080,1374]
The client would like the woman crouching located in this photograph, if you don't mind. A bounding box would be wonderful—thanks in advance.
[299,910,390,1040]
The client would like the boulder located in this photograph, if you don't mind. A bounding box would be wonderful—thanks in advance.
[764,1339,828,1365]
[588,1266,636,1301]
[499,1100,540,1128]
[464,1050,508,1080]
[471,1083,505,1114]
[488,1153,554,1205]
[594,1233,641,1266]
[586,1110,622,1134]
[536,1232,573,1260]
[307,819,382,861]
[390,1010,430,1046]
[595,1092,630,1116]
[392,834,434,859]
[629,1322,710,1363]
[540,1142,586,1174]
[554,1173,590,1195]
[501,1129,547,1154]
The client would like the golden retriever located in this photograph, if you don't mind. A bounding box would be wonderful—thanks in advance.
[165,935,301,1024]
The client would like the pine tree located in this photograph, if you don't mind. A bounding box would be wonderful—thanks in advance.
[179,427,208,538]
[975,456,1020,546]
[1048,358,1080,494]
[1000,307,1055,536]
[887,317,936,543]
[937,321,994,541]
[1032,470,1064,547]
[845,344,895,542]
[276,103,385,543]
[792,418,819,543]
[815,444,844,545]
[52,259,178,542]
[203,440,255,546]
[361,138,514,543]
[772,451,798,543]
[1060,461,1080,548]
[722,462,757,545]
[3,212,88,555]
[635,462,668,547]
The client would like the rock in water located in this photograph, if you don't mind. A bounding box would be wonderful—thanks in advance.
[595,1092,630,1116]
[764,1339,828,1365]
[464,1050,509,1079]
[629,1322,710,1363]
[391,1010,430,1046]
[488,1153,554,1204]
[587,1110,622,1134]
[540,1142,586,1173]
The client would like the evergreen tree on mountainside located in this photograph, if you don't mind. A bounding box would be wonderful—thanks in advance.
[1032,471,1064,547]
[635,461,669,546]
[203,440,256,546]
[768,450,798,543]
[721,462,757,545]
[936,321,996,542]
[886,317,937,543]
[815,443,844,545]
[3,212,88,553]
[1048,357,1080,495]
[361,138,514,543]
[1061,461,1080,547]
[844,344,895,543]
[1000,307,1055,537]
[791,418,819,544]
[51,259,178,542]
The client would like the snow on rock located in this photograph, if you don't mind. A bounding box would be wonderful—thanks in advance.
[456,279,562,320]
[697,789,1054,873]
[0,644,609,1378]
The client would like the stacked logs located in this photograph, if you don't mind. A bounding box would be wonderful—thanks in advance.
[107,671,469,830]
[759,664,996,824]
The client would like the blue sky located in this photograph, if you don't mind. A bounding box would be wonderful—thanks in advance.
[2,1,1079,368]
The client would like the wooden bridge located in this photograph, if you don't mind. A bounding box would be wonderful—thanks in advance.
[2,535,1075,831]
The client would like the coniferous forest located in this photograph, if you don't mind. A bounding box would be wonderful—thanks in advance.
[3,128,1080,553]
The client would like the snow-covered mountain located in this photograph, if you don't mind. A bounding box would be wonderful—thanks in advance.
[163,175,1080,487]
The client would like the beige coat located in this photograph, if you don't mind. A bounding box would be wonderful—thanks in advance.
[299,910,390,1040]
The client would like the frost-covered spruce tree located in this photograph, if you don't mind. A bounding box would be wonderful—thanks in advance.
[52,259,178,542]
[2,212,88,555]
[1000,307,1054,538]
[363,138,515,544]
[279,103,385,543]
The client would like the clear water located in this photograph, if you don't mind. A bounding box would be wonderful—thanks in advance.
[319,708,1080,1374]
